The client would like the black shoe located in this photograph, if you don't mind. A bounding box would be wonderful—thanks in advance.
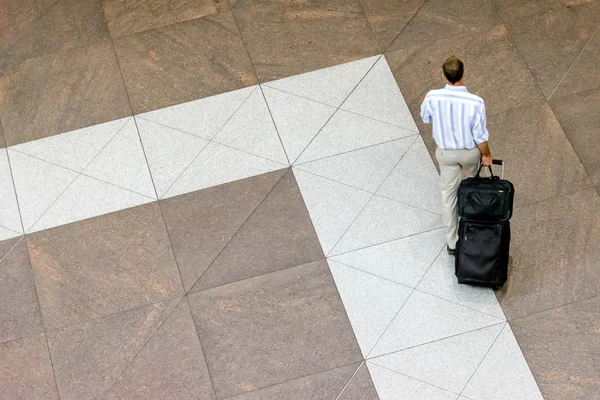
[447,246,456,256]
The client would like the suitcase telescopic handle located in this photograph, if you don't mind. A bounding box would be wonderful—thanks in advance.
[476,159,505,179]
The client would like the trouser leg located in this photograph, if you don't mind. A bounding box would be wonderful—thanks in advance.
[436,148,462,249]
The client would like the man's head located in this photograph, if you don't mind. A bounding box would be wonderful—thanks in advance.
[442,56,464,85]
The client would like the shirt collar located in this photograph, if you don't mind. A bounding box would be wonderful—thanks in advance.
[444,84,468,92]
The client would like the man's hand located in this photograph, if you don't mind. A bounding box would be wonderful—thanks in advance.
[482,154,493,166]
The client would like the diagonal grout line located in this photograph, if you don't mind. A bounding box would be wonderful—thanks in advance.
[369,362,463,396]
[382,0,430,54]
[184,169,289,294]
[325,134,420,257]
[335,361,365,400]
[547,22,600,101]
[0,236,24,266]
[260,84,339,108]
[293,55,384,165]
[259,85,291,166]
[458,322,507,396]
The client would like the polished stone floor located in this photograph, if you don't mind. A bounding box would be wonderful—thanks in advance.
[1,0,599,399]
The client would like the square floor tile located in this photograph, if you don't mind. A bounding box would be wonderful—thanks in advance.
[495,0,600,98]
[551,88,600,188]
[0,333,59,400]
[103,0,219,37]
[0,41,131,146]
[27,203,184,331]
[232,0,380,82]
[0,0,109,73]
[510,297,600,400]
[497,188,600,319]
[487,102,591,207]
[0,150,22,238]
[114,12,256,114]
[339,363,380,400]
[385,25,545,118]
[161,169,286,292]
[191,170,324,291]
[188,260,362,398]
[0,238,43,344]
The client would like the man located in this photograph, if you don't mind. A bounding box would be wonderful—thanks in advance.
[420,55,493,256]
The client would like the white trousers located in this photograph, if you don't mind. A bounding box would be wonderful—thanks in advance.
[435,147,481,249]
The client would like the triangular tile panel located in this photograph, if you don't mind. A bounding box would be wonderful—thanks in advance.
[46,298,180,400]
[9,150,78,232]
[264,56,380,107]
[0,150,22,237]
[367,362,459,400]
[371,324,505,394]
[338,363,379,400]
[331,195,443,255]
[462,325,544,400]
[330,229,446,288]
[329,261,412,357]
[136,118,209,198]
[103,301,215,400]
[160,169,286,292]
[296,110,415,164]
[262,86,336,164]
[30,175,154,233]
[84,119,156,198]
[164,142,285,199]
[292,169,372,255]
[213,88,288,165]
[341,57,418,132]
[191,170,324,292]
[378,136,442,214]
[296,137,415,193]
[10,118,130,172]
[370,291,504,357]
[136,86,255,139]
[417,251,506,320]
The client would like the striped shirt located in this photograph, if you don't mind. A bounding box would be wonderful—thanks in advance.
[420,85,489,150]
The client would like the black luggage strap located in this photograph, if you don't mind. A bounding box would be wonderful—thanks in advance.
[475,163,500,180]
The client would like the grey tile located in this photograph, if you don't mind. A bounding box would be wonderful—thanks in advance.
[227,363,361,400]
[161,169,287,292]
[0,333,59,400]
[0,238,43,344]
[103,300,215,400]
[27,202,184,331]
[191,170,324,292]
[339,363,379,400]
[188,260,362,398]
[47,298,180,400]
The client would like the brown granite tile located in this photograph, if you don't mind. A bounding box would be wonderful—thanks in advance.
[0,121,5,148]
[27,202,184,331]
[551,88,600,189]
[161,169,287,292]
[487,102,591,207]
[0,333,59,400]
[47,298,181,400]
[103,0,220,38]
[339,363,379,399]
[386,25,545,118]
[227,363,361,399]
[232,0,380,82]
[0,239,43,344]
[0,0,57,48]
[510,296,600,400]
[358,0,426,50]
[0,0,109,73]
[188,260,362,398]
[113,11,256,114]
[0,40,131,146]
[191,170,324,292]
[386,0,501,53]
[104,301,215,400]
[495,0,600,98]
[493,0,600,19]
[497,188,600,319]
[552,31,600,99]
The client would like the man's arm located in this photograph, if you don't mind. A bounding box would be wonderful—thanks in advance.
[420,94,432,124]
[472,102,493,165]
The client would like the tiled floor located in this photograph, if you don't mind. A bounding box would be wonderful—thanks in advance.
[1,0,599,399]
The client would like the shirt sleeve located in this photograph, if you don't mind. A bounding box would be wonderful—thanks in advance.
[420,94,432,124]
[472,102,489,144]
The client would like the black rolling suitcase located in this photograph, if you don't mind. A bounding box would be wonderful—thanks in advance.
[455,160,513,288]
